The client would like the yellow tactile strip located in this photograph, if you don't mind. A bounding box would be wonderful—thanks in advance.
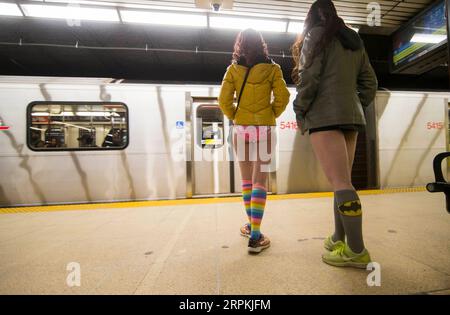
[0,186,427,214]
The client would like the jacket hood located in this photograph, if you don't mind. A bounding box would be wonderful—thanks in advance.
[231,57,275,84]
[336,26,363,51]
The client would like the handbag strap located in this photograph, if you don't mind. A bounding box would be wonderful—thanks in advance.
[234,65,253,116]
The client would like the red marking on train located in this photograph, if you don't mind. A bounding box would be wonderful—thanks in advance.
[0,126,10,130]
[426,122,444,130]
[280,121,299,130]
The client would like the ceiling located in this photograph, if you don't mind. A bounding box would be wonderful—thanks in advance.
[0,0,447,89]
[75,0,436,26]
[18,0,437,31]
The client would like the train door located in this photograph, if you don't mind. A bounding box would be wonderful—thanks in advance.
[186,95,272,198]
[447,102,450,181]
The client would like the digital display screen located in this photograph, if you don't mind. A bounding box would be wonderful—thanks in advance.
[392,0,447,71]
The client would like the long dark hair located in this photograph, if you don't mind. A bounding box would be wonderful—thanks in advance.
[232,28,269,66]
[291,0,345,83]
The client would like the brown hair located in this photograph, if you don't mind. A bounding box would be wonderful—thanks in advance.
[291,0,345,83]
[232,28,269,66]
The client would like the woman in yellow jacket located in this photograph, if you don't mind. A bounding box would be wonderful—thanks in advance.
[218,28,290,253]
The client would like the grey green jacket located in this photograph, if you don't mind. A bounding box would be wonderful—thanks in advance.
[293,26,378,134]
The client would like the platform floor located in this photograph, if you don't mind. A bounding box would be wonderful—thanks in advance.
[0,191,449,295]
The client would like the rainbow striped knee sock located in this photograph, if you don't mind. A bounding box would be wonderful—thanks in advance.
[250,184,267,240]
[242,180,252,224]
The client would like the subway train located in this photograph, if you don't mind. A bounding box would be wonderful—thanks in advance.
[0,75,448,207]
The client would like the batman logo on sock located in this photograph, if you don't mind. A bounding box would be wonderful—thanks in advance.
[338,200,362,216]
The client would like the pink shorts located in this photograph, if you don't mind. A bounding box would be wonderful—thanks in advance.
[234,125,271,143]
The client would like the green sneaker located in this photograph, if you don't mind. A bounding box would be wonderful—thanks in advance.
[324,236,345,251]
[322,243,371,269]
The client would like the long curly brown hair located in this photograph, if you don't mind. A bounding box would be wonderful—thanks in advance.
[291,0,345,84]
[232,28,269,66]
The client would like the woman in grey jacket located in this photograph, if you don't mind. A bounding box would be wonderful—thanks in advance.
[292,0,378,268]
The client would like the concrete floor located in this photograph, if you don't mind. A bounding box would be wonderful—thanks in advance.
[0,191,449,295]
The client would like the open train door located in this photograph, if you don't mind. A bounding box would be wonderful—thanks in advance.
[185,94,274,198]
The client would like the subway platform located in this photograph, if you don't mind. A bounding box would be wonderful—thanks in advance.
[0,189,449,295]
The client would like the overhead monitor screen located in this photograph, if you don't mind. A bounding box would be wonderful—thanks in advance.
[392,0,447,71]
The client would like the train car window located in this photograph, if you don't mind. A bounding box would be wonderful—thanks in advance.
[27,102,129,151]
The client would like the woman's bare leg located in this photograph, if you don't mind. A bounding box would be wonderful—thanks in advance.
[344,131,358,178]
[310,130,365,253]
[234,134,253,224]
[252,133,271,187]
[331,130,358,242]
[310,130,353,191]
[249,130,272,240]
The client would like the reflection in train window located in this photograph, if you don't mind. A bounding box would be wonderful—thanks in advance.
[27,102,128,151]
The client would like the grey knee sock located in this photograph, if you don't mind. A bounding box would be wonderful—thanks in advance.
[332,197,345,242]
[335,189,365,253]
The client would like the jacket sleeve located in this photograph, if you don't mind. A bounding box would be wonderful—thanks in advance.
[271,65,290,118]
[218,66,236,120]
[293,26,325,119]
[357,48,378,107]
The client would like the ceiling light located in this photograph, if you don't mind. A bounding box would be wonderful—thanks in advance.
[287,21,304,34]
[209,15,286,32]
[0,2,23,16]
[120,10,207,27]
[21,4,120,22]
[411,33,446,44]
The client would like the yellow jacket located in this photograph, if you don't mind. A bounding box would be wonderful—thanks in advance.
[218,61,290,126]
